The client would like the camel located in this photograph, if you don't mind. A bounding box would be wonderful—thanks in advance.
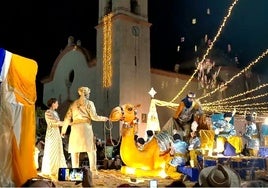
[109,104,172,177]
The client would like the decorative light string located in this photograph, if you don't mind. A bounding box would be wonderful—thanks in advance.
[203,106,268,114]
[207,101,268,108]
[198,49,268,101]
[102,13,113,88]
[224,92,268,104]
[203,102,268,114]
[202,83,268,106]
[202,82,268,113]
[169,0,239,103]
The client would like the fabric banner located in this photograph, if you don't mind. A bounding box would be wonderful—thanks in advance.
[0,49,38,186]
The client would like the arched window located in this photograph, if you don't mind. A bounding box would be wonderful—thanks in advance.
[66,69,74,88]
[69,69,74,83]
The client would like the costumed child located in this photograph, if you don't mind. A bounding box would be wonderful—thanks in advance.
[165,133,188,180]
[188,121,201,168]
[213,111,242,155]
[243,114,260,156]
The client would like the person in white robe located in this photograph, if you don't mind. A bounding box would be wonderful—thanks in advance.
[61,87,108,174]
[41,98,67,179]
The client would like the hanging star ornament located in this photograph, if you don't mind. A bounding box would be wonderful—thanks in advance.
[148,87,157,98]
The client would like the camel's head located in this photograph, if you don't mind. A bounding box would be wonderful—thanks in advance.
[109,103,141,123]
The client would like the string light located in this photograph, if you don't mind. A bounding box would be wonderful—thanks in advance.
[203,101,268,112]
[202,94,268,114]
[162,2,268,118]
[197,49,268,115]
[231,92,268,104]
[102,13,113,88]
[198,49,268,101]
[206,101,268,109]
[203,106,268,115]
[202,83,268,106]
[169,0,239,103]
[203,105,268,114]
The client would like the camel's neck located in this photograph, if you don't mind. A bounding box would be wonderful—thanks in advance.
[121,123,136,136]
[121,123,137,146]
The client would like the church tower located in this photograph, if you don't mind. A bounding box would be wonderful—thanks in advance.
[96,0,151,136]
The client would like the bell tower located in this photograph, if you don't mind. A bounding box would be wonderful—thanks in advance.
[96,0,151,137]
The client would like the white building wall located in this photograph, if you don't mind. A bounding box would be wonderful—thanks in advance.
[42,47,268,140]
[43,50,96,104]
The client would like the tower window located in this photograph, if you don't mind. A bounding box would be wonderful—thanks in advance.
[105,0,112,15]
[131,0,140,15]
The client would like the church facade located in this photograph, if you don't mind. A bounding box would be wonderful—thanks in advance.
[41,0,268,140]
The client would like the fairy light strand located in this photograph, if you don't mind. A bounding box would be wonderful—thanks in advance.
[203,106,268,114]
[203,92,268,114]
[198,49,268,101]
[103,13,113,88]
[203,92,268,108]
[202,83,268,106]
[201,86,268,114]
[169,0,239,103]
[207,101,268,108]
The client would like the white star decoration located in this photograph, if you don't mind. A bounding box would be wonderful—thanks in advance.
[148,87,157,98]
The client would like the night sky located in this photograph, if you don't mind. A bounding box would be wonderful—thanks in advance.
[0,0,267,105]
[149,0,268,75]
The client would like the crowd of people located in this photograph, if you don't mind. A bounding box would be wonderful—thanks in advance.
[172,91,260,157]
[35,88,263,187]
[159,91,262,185]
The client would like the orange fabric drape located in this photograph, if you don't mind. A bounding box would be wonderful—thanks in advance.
[174,102,185,119]
[7,53,38,186]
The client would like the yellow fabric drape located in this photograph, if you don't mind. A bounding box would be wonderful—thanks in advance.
[227,136,243,154]
[215,136,227,153]
[199,130,215,151]
[215,136,243,154]
[7,53,38,186]
[189,150,201,167]
[165,162,184,180]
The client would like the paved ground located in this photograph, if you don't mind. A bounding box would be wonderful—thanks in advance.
[37,168,268,187]
[49,169,196,187]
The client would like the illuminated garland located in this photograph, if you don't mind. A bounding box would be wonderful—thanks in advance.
[202,91,268,114]
[103,13,113,88]
[214,92,268,105]
[203,106,268,114]
[154,49,268,114]
[202,83,268,106]
[203,102,268,113]
[169,0,239,103]
[198,49,268,101]
[207,101,268,108]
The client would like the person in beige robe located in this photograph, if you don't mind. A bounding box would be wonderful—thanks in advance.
[61,87,108,174]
